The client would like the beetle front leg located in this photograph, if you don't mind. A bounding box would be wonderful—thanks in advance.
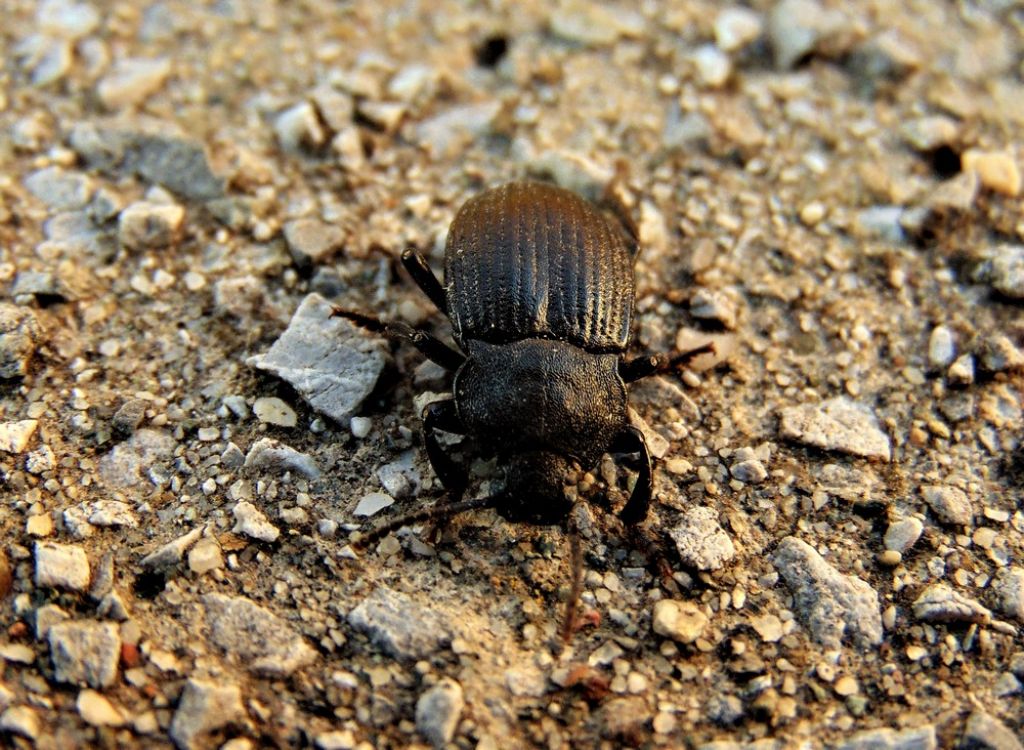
[619,342,715,383]
[423,399,469,498]
[331,307,465,371]
[609,426,652,525]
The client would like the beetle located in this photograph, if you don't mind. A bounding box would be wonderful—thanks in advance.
[335,181,711,641]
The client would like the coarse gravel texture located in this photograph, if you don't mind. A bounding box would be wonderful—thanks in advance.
[1,1,1024,749]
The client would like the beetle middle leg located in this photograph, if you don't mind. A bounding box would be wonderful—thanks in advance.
[423,399,469,499]
[401,249,448,315]
[331,307,465,371]
[609,426,652,525]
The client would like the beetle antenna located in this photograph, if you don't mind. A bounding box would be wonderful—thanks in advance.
[353,493,504,550]
[557,507,585,648]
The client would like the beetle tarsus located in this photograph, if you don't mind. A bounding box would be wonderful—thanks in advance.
[557,509,585,651]
[331,306,466,371]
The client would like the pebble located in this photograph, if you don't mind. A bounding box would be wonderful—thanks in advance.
[252,397,298,427]
[24,166,93,210]
[668,507,737,571]
[203,593,317,676]
[284,218,344,265]
[883,517,923,554]
[350,416,373,438]
[415,678,464,748]
[730,447,768,483]
[900,116,959,152]
[316,730,357,750]
[778,397,891,461]
[928,326,956,368]
[0,706,40,741]
[980,335,1024,373]
[692,44,732,88]
[139,525,203,569]
[921,484,973,526]
[98,57,172,109]
[38,0,100,39]
[833,726,937,750]
[772,536,883,649]
[947,354,976,385]
[354,492,395,517]
[76,689,125,727]
[232,501,281,543]
[68,124,225,201]
[690,288,737,330]
[992,568,1024,622]
[652,600,708,644]
[377,453,420,499]
[548,1,644,46]
[348,586,451,660]
[275,101,326,152]
[0,304,42,378]
[188,537,224,575]
[118,200,184,250]
[962,149,1021,197]
[88,499,137,528]
[97,428,176,488]
[112,398,147,435]
[244,437,320,479]
[598,696,649,740]
[48,620,121,688]
[35,541,90,592]
[1,644,34,664]
[248,293,387,423]
[750,614,784,642]
[961,711,1024,750]
[714,7,763,52]
[169,678,245,750]
[852,206,905,242]
[505,666,547,697]
[767,0,845,68]
[0,420,38,453]
[912,583,990,624]
[990,245,1024,300]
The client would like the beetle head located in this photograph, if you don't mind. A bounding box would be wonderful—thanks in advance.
[499,451,581,524]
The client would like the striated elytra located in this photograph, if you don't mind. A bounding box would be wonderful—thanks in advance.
[335,181,711,643]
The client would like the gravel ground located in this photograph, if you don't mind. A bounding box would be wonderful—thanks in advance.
[2,1,1024,748]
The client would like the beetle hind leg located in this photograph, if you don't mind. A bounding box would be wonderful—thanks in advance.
[401,249,449,315]
[619,342,715,383]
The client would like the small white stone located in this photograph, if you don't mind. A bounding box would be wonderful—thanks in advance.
[232,501,280,543]
[188,538,223,575]
[714,7,763,52]
[252,397,297,427]
[118,201,184,250]
[652,600,707,643]
[692,44,731,88]
[35,542,90,592]
[350,416,373,438]
[354,492,395,517]
[76,689,125,727]
[928,325,956,368]
[98,57,172,109]
[0,420,38,453]
[884,517,924,554]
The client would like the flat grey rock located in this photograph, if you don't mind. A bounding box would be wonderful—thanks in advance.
[415,678,464,748]
[832,725,936,750]
[202,593,317,676]
[772,536,883,649]
[348,586,451,660]
[68,123,225,201]
[0,304,41,379]
[244,437,320,479]
[48,620,120,688]
[921,484,973,526]
[248,293,387,424]
[779,397,891,461]
[993,567,1024,622]
[35,541,90,592]
[961,710,1024,750]
[912,583,990,624]
[24,166,93,210]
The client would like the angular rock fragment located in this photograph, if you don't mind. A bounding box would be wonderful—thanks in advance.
[202,593,316,676]
[248,294,387,424]
[961,710,1023,750]
[348,586,451,660]
[668,507,736,571]
[244,438,320,479]
[415,678,464,748]
[779,397,890,461]
[35,541,90,592]
[772,537,883,649]
[921,484,972,526]
[652,600,707,644]
[231,501,280,543]
[0,304,42,379]
[833,725,936,750]
[169,678,245,750]
[48,620,121,688]
[912,583,990,624]
[0,420,38,454]
[118,200,184,250]
[993,568,1024,622]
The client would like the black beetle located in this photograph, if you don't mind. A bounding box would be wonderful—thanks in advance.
[336,181,711,640]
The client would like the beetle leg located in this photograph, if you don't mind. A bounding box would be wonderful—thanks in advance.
[609,426,652,525]
[331,307,465,371]
[556,506,584,650]
[423,399,469,498]
[619,342,715,383]
[353,492,503,550]
[401,249,449,315]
